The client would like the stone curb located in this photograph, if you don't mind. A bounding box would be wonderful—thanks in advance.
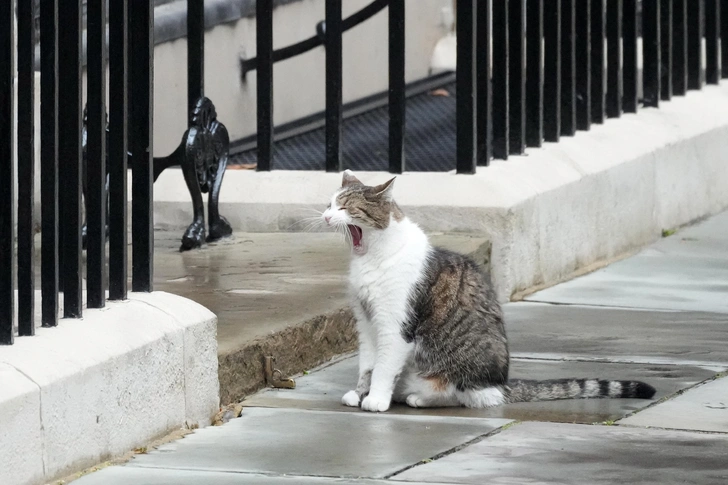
[0,292,219,485]
[218,308,357,405]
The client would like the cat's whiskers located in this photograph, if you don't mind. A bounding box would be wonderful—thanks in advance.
[287,215,326,233]
[333,221,352,246]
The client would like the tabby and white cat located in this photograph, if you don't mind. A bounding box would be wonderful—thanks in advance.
[322,170,656,413]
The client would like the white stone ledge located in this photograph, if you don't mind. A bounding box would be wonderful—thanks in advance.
[154,83,728,301]
[0,292,219,485]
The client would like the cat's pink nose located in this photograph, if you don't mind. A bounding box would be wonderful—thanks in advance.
[325,216,332,224]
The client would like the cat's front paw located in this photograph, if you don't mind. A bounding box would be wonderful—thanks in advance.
[361,394,391,413]
[341,390,361,407]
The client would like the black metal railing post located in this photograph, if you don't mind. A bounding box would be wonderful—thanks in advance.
[660,0,673,100]
[130,0,154,292]
[325,0,343,172]
[591,0,606,123]
[526,0,544,148]
[0,0,14,344]
[705,0,721,84]
[672,0,688,96]
[509,0,526,155]
[456,0,478,173]
[87,0,108,308]
[40,0,60,324]
[477,0,493,165]
[643,0,661,107]
[389,0,406,174]
[493,0,509,159]
[18,0,37,334]
[58,0,84,318]
[109,0,129,301]
[687,0,705,89]
[256,0,274,171]
[544,0,561,143]
[722,0,728,78]
[575,0,591,130]
[623,0,639,112]
[188,0,205,114]
[561,0,576,135]
[606,0,623,118]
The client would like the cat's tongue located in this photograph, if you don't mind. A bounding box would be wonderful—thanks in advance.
[347,225,363,248]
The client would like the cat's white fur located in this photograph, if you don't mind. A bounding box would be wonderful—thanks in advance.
[323,172,505,412]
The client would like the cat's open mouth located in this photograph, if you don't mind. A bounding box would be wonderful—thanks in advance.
[347,224,363,248]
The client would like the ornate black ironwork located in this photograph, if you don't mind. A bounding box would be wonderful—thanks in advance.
[81,96,232,252]
[154,97,233,250]
[239,0,389,79]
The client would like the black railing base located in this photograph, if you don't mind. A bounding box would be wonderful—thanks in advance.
[81,97,232,253]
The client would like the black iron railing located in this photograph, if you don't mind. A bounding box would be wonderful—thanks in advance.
[246,0,727,173]
[0,0,152,344]
[2,0,231,345]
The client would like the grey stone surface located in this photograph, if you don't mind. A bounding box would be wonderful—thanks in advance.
[391,422,728,485]
[72,467,438,485]
[525,212,728,313]
[620,375,728,432]
[244,355,717,424]
[121,407,510,479]
[505,303,728,366]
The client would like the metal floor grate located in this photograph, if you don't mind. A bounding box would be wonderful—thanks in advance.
[230,79,457,172]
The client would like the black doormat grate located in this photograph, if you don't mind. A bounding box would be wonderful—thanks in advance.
[229,78,458,172]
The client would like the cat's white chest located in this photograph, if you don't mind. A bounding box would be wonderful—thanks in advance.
[348,222,430,326]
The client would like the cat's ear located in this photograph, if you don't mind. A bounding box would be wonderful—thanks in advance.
[373,177,396,201]
[342,170,362,188]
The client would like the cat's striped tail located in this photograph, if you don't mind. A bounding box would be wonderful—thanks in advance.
[505,378,656,403]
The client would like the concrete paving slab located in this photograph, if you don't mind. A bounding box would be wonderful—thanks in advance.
[153,232,489,355]
[505,303,728,365]
[391,422,728,485]
[525,213,728,313]
[122,407,510,479]
[244,355,716,424]
[620,375,728,433]
[72,466,444,485]
[652,211,728,256]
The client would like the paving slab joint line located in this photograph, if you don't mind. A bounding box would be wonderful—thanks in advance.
[4,362,47,476]
[614,423,728,435]
[128,465,378,482]
[383,420,523,480]
[618,372,728,422]
[515,299,709,314]
[510,354,728,369]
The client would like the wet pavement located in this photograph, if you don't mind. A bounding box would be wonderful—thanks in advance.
[74,212,728,485]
